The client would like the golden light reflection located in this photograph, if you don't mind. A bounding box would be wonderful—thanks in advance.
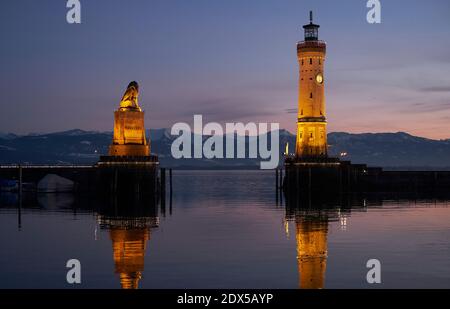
[98,216,159,289]
[110,228,149,289]
[295,218,328,289]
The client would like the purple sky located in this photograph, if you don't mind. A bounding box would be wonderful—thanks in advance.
[1,0,450,139]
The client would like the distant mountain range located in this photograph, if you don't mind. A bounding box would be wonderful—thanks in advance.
[1,129,449,170]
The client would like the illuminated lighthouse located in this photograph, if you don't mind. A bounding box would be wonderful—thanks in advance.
[295,11,327,158]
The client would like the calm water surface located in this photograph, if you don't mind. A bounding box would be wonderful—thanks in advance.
[0,170,449,288]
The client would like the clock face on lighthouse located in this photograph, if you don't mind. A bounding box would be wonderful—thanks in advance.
[316,73,323,84]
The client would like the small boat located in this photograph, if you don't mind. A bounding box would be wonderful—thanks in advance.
[37,174,74,193]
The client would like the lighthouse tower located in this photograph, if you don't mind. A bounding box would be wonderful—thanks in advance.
[295,12,327,158]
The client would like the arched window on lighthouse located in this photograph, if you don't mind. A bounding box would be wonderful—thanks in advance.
[310,93,313,99]
[309,129,314,142]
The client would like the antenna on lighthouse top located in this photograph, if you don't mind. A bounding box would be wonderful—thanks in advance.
[303,10,319,41]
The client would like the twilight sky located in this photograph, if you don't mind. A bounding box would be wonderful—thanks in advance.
[1,0,450,139]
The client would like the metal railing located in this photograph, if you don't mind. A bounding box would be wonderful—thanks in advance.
[297,40,326,47]
[0,164,94,169]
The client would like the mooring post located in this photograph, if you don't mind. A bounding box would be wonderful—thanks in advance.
[160,168,166,206]
[275,169,279,205]
[169,187,173,216]
[280,190,283,205]
[279,168,283,190]
[18,164,23,196]
[285,167,289,196]
[161,168,166,194]
[280,168,283,206]
[169,168,173,196]
[18,196,22,230]
[276,168,279,191]
[18,164,22,230]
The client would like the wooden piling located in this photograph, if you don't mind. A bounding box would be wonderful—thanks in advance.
[160,168,166,208]
[279,168,283,205]
[169,168,173,196]
[18,164,23,196]
[18,165,22,230]
[279,168,283,190]
[276,169,279,190]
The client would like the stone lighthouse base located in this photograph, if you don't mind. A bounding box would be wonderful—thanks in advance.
[284,157,346,196]
[284,156,450,198]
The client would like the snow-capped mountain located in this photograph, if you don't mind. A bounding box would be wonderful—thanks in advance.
[0,129,449,169]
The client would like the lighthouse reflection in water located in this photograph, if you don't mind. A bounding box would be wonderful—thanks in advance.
[285,195,345,289]
[287,210,329,289]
